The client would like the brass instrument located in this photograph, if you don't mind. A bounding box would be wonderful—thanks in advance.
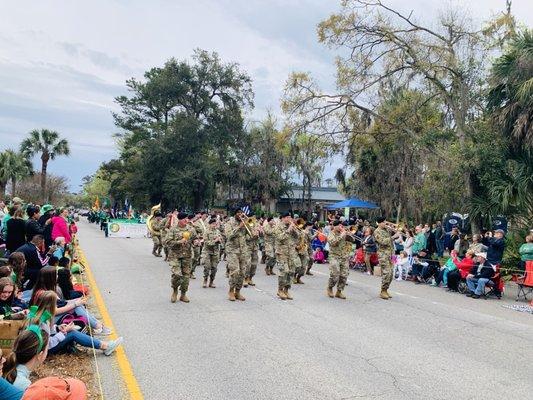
[234,214,254,236]
[146,203,161,235]
[295,218,308,252]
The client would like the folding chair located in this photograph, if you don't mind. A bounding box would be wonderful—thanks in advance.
[516,260,533,302]
[482,265,503,300]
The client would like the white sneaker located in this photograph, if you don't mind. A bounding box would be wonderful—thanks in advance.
[104,337,123,356]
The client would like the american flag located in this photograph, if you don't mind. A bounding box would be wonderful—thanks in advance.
[241,205,251,216]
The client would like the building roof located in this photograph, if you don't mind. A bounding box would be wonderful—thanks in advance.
[280,186,345,203]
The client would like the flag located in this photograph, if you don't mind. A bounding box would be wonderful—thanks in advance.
[124,198,130,212]
[93,196,100,210]
[241,205,250,216]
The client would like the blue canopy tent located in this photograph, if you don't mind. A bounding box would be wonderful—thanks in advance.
[325,198,379,210]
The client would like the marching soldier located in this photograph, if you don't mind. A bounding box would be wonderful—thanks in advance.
[201,217,222,288]
[244,220,260,287]
[294,221,309,284]
[163,212,197,303]
[190,213,206,279]
[151,212,164,257]
[305,222,316,275]
[274,213,299,300]
[224,210,248,301]
[262,217,276,276]
[374,217,400,300]
[326,220,349,299]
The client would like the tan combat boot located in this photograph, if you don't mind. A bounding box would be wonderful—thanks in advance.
[335,290,346,300]
[385,290,392,298]
[202,278,208,288]
[380,290,390,300]
[228,288,236,301]
[284,288,293,300]
[306,267,313,276]
[170,288,178,303]
[277,286,287,300]
[208,278,216,288]
[269,267,276,276]
[248,277,255,286]
[243,278,249,288]
[326,287,334,298]
[179,292,190,303]
[235,289,246,301]
[296,275,304,284]
[265,267,270,275]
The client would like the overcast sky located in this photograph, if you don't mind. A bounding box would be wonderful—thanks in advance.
[1,0,532,192]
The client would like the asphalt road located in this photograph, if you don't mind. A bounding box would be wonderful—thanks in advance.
[78,220,533,400]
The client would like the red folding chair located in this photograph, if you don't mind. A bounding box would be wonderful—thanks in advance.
[516,260,533,302]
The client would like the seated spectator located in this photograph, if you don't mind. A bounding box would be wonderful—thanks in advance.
[466,252,497,299]
[0,278,27,320]
[51,208,71,245]
[57,257,70,270]
[483,229,505,265]
[21,377,87,400]
[519,234,533,272]
[30,291,123,356]
[52,237,66,259]
[47,256,59,267]
[15,235,55,290]
[446,250,475,291]
[394,251,410,281]
[5,253,26,290]
[6,208,26,255]
[397,229,414,256]
[468,234,488,255]
[2,328,49,391]
[57,269,83,300]
[30,267,110,334]
[432,250,458,287]
[0,356,23,400]
[411,249,440,283]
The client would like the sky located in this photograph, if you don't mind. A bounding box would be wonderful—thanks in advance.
[1,0,532,192]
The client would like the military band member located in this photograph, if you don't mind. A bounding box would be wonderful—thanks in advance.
[274,213,299,300]
[151,212,164,257]
[326,220,349,299]
[244,221,260,287]
[262,217,276,276]
[305,222,316,275]
[164,212,197,303]
[374,217,400,300]
[224,210,248,301]
[201,217,222,288]
[294,222,309,284]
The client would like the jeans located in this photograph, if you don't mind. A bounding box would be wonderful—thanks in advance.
[436,239,444,258]
[466,277,491,295]
[55,306,99,329]
[50,330,102,354]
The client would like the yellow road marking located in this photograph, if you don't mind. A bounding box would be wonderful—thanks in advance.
[78,248,144,400]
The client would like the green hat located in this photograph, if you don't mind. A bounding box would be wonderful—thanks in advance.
[41,204,54,214]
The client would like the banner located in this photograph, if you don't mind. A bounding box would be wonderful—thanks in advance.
[108,220,148,238]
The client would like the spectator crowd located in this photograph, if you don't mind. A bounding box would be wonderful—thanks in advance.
[0,197,123,400]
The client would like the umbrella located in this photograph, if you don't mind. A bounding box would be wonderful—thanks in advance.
[325,198,379,209]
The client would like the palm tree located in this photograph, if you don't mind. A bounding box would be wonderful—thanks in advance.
[20,129,70,202]
[5,150,33,197]
[0,151,9,197]
[487,29,533,151]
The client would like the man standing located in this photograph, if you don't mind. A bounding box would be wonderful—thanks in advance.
[164,213,196,303]
[244,220,260,287]
[305,223,316,276]
[374,217,399,300]
[190,213,206,279]
[274,213,299,300]
[25,205,45,242]
[262,217,277,276]
[434,221,444,258]
[202,217,222,288]
[150,211,164,257]
[326,220,349,299]
[224,210,248,301]
[294,221,309,284]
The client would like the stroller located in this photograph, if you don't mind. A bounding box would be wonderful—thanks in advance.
[350,247,366,271]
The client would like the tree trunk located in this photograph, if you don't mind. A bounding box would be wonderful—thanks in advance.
[0,182,6,198]
[11,178,17,197]
[41,154,49,203]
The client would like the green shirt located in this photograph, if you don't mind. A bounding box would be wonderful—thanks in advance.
[519,243,533,261]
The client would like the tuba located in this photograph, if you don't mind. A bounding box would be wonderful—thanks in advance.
[146,203,161,235]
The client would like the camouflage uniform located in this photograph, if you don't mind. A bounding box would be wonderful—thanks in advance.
[164,223,197,300]
[374,226,393,293]
[306,228,315,273]
[263,222,276,275]
[327,230,349,293]
[202,224,221,284]
[274,222,299,298]
[191,219,206,277]
[294,229,309,282]
[151,217,163,256]
[244,226,259,284]
[224,217,247,298]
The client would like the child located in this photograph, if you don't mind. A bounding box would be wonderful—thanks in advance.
[432,250,458,287]
[2,328,49,391]
[30,291,123,356]
[313,247,325,264]
[394,251,410,281]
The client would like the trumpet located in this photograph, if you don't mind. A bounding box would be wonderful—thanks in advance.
[235,214,254,236]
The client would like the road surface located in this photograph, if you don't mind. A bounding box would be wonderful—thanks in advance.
[78,220,533,400]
